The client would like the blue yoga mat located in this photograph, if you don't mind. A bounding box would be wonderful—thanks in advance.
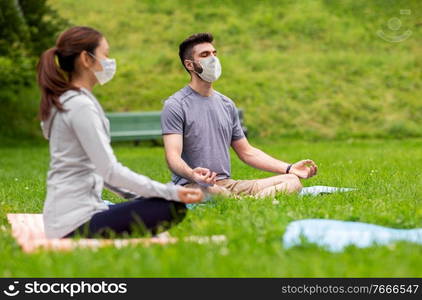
[298,186,356,196]
[283,219,422,252]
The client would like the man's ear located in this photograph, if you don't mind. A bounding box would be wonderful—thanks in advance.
[184,59,194,72]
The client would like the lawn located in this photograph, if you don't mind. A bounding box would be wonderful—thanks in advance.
[0,139,421,277]
[1,0,420,278]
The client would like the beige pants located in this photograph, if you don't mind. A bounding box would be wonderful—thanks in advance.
[185,174,302,198]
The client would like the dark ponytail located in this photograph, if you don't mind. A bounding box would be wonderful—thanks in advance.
[37,26,103,120]
[37,47,71,120]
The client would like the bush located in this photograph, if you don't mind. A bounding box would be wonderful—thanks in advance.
[0,0,68,137]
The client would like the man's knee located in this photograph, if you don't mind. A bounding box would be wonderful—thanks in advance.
[285,174,302,192]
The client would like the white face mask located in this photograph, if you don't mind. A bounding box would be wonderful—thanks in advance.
[194,55,222,83]
[89,53,116,85]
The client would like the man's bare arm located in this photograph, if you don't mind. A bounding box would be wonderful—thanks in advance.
[231,137,317,178]
[163,134,217,184]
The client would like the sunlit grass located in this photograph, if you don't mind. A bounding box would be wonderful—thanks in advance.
[0,139,421,277]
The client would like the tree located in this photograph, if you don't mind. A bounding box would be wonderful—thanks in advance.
[0,0,68,92]
[0,0,68,139]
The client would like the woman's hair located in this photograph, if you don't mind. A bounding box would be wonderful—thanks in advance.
[37,26,103,120]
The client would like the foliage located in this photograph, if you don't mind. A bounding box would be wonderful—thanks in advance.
[0,0,68,137]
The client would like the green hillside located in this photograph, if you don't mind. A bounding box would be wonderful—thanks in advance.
[4,0,422,140]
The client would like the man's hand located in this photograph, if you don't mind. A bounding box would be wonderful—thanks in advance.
[289,159,318,179]
[177,186,204,203]
[191,167,217,186]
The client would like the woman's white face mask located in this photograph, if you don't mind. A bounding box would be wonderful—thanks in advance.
[192,55,222,83]
[89,52,116,85]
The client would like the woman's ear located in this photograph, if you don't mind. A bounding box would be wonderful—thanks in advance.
[79,50,95,69]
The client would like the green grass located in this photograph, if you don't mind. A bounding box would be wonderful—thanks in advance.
[3,0,421,140]
[1,139,421,277]
[1,0,421,276]
[50,0,421,140]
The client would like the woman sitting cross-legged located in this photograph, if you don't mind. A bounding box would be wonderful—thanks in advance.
[37,26,203,239]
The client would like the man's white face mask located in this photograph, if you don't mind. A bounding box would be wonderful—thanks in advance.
[193,55,222,83]
[89,52,116,85]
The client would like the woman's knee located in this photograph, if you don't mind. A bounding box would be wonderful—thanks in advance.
[169,201,187,223]
[137,197,187,222]
[133,198,187,235]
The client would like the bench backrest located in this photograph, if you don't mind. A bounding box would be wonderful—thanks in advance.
[105,109,247,142]
[106,111,161,131]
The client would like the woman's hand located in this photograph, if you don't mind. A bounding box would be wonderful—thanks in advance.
[289,159,318,179]
[177,186,204,203]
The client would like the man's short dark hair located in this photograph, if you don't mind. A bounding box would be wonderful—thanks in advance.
[179,33,214,72]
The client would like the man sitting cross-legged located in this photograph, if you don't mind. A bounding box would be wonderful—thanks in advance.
[161,33,317,198]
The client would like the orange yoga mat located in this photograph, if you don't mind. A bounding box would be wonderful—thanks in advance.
[6,214,226,253]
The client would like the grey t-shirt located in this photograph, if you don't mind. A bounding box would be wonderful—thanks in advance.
[161,85,245,185]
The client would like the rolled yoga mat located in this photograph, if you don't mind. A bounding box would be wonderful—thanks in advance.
[283,219,422,252]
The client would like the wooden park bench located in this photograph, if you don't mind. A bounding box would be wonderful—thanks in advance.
[105,109,248,144]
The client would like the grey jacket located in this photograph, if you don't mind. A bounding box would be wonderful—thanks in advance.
[41,88,179,238]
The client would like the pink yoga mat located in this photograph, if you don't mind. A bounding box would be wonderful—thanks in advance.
[7,214,226,253]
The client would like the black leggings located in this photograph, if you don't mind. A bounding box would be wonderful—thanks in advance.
[65,197,187,238]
